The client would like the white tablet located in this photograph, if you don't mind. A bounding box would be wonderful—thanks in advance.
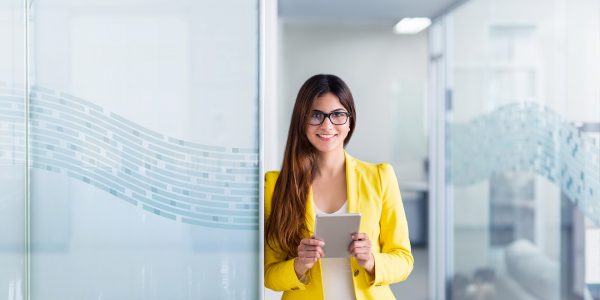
[314,213,361,258]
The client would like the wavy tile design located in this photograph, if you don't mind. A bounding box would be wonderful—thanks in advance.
[449,102,600,225]
[0,84,258,230]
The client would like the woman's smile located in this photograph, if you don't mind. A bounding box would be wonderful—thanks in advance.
[316,133,338,141]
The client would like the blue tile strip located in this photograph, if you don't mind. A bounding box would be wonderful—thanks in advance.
[449,102,600,226]
[0,84,258,230]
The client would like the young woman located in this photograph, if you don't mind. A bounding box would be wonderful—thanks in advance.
[265,74,413,299]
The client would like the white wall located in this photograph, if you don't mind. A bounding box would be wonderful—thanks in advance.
[268,21,429,183]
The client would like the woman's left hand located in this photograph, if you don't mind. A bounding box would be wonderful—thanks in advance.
[348,233,375,276]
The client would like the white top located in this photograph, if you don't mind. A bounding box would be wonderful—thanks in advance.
[314,201,356,300]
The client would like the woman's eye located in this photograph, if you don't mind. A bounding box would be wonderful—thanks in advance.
[332,112,346,117]
[312,112,323,119]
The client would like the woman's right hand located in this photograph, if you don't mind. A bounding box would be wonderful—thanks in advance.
[294,237,325,281]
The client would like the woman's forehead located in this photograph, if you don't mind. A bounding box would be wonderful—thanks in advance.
[311,93,344,110]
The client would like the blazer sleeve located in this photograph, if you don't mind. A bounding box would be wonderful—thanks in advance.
[371,163,414,286]
[263,171,310,291]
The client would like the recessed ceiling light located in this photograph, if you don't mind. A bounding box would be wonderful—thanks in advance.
[393,18,432,34]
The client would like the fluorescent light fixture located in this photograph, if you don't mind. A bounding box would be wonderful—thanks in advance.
[393,18,431,34]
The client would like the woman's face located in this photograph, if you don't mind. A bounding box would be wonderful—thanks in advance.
[305,92,351,155]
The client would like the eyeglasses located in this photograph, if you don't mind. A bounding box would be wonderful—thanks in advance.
[308,110,351,126]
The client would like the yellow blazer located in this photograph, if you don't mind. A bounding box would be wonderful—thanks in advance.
[264,152,414,300]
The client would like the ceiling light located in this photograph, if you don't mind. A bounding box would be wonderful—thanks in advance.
[393,18,431,34]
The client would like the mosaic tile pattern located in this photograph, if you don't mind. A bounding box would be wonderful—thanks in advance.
[0,84,258,230]
[449,102,600,225]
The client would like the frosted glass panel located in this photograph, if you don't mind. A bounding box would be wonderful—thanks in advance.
[0,0,26,298]
[446,0,600,299]
[28,0,259,299]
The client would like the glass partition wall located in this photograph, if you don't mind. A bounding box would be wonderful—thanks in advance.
[433,0,600,299]
[0,0,26,298]
[1,0,261,298]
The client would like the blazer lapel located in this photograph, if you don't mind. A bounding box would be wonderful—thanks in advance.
[345,151,359,214]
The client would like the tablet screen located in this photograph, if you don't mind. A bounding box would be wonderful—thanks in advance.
[314,213,361,258]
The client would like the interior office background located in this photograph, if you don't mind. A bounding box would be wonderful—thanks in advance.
[0,0,599,299]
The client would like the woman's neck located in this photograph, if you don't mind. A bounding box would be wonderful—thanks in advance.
[315,149,345,178]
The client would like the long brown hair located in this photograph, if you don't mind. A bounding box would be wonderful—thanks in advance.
[265,74,356,258]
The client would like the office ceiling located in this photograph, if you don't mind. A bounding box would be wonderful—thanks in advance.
[279,0,466,23]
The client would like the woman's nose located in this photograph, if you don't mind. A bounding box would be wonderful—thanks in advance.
[320,117,335,128]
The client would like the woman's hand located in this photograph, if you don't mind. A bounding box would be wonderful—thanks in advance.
[349,233,375,276]
[294,237,325,282]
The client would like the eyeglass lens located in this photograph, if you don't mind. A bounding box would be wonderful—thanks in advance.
[309,111,349,125]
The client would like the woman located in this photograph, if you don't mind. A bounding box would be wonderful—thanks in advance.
[265,74,413,299]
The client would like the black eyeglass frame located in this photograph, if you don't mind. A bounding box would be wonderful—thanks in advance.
[308,110,352,126]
